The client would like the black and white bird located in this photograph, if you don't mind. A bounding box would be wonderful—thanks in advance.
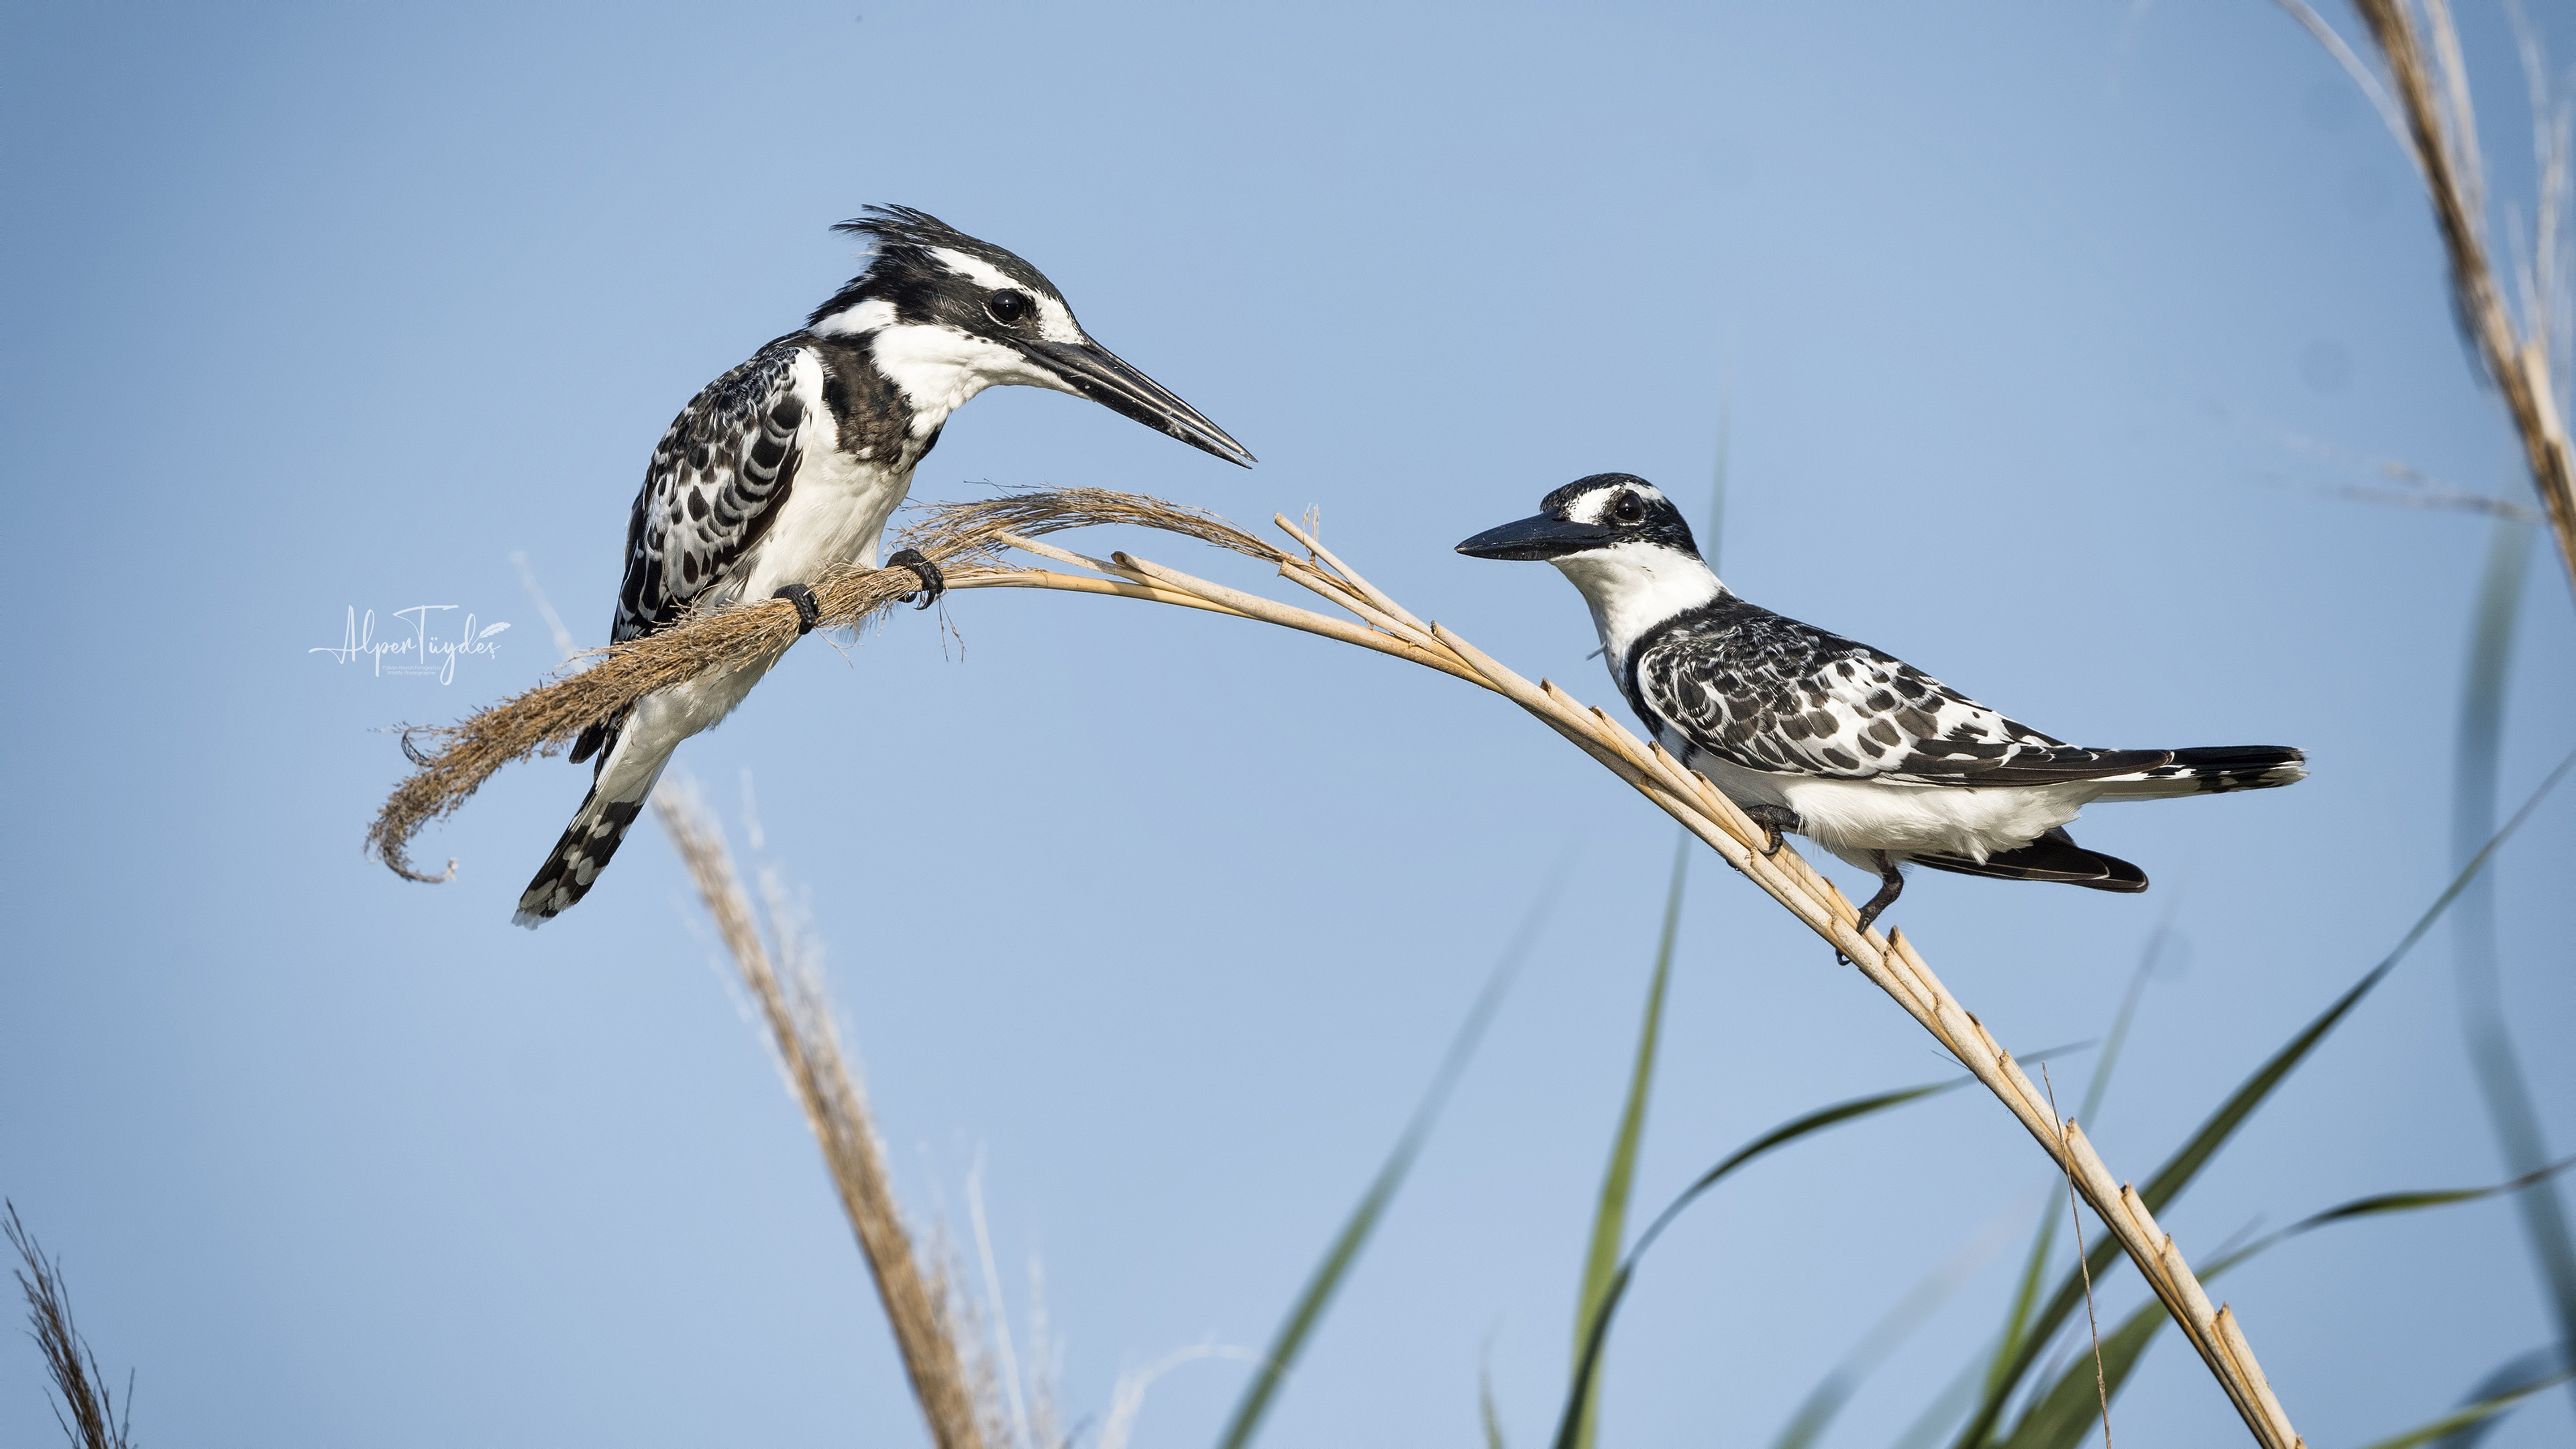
[1456,474,2304,938]
[515,206,1253,927]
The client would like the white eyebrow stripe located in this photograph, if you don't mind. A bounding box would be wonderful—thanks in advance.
[929,246,1085,343]
[1564,482,1672,524]
[929,246,1023,292]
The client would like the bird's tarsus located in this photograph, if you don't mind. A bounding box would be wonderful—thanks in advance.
[1837,851,1907,965]
[773,582,822,635]
[1851,852,1904,935]
[888,548,945,608]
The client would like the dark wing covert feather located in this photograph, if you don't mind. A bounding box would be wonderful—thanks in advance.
[1629,595,2174,786]
[612,334,811,643]
[570,335,811,767]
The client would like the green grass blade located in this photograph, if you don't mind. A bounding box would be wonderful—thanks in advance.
[2449,517,2576,1419]
[2284,1155,2576,1234]
[2365,1368,2576,1449]
[2430,1346,2572,1449]
[1706,392,1730,572]
[1992,1157,2576,1449]
[1952,745,2576,1448]
[1211,880,1558,1449]
[1893,1352,1993,1449]
[1551,1071,1997,1449]
[1988,932,2167,1404]
[1481,1351,1509,1449]
[1768,1205,2020,1449]
[1995,1293,2167,1449]
[2077,915,2168,1126]
[1567,831,1690,1449]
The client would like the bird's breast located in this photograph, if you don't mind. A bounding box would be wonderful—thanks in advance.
[739,440,912,599]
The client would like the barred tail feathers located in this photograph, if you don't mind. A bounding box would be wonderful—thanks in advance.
[512,761,668,928]
[2088,745,2306,800]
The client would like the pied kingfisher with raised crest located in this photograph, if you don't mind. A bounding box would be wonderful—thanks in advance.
[1457,475,2305,941]
[515,206,1253,927]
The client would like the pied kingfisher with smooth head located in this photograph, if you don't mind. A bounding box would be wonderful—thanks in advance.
[515,205,1254,927]
[1457,475,2304,940]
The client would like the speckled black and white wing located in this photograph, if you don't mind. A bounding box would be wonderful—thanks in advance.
[1627,594,2176,786]
[610,333,814,643]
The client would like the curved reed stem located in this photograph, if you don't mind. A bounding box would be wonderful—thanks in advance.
[370,489,2308,1445]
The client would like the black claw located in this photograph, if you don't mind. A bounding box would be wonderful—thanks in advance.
[888,548,945,609]
[400,728,437,767]
[1744,803,1801,857]
[773,582,821,635]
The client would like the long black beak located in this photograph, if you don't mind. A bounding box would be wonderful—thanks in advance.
[1455,513,1613,561]
[1027,339,1255,468]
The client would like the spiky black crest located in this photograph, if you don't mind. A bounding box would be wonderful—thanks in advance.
[807,205,1059,329]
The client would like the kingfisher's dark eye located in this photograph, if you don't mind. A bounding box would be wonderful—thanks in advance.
[1611,493,1646,524]
[986,289,1032,324]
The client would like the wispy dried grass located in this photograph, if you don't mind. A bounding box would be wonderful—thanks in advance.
[7,1203,136,1449]
[368,490,1280,881]
[653,786,989,1449]
[373,486,2318,1444]
[2279,0,2576,597]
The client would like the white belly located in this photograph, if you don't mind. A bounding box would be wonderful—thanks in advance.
[596,435,912,804]
[1673,729,2101,869]
[737,444,912,603]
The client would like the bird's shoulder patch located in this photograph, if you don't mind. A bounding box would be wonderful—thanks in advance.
[612,335,816,643]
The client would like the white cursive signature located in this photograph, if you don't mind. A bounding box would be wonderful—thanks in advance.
[311,604,511,684]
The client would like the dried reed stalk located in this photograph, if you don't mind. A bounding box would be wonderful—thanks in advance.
[7,1202,135,1449]
[954,504,2312,1447]
[2294,0,2576,598]
[654,788,988,1449]
[366,490,1277,881]
[373,488,2306,1442]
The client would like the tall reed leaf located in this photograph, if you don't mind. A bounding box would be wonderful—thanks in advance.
[2372,1369,2576,1449]
[1566,832,1689,1449]
[2448,516,2576,1417]
[1988,930,2168,1410]
[1552,1072,1995,1449]
[2428,1346,2575,1449]
[1995,1157,2576,1449]
[1212,880,1557,1449]
[1953,743,2576,1448]
[1768,1203,2026,1449]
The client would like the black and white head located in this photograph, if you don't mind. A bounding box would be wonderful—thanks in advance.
[806,205,1252,466]
[1456,474,1723,655]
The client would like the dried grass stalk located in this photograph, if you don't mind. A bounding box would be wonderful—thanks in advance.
[2296,0,2576,598]
[366,489,1274,881]
[654,788,988,1449]
[7,1203,136,1449]
[375,488,2308,1442]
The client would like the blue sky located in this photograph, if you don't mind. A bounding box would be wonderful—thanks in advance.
[5,3,2574,1446]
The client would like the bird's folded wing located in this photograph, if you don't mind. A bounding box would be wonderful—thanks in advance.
[612,335,812,643]
[1633,613,2169,786]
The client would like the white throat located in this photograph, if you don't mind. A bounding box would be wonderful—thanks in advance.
[1550,543,1723,664]
[863,322,1079,437]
